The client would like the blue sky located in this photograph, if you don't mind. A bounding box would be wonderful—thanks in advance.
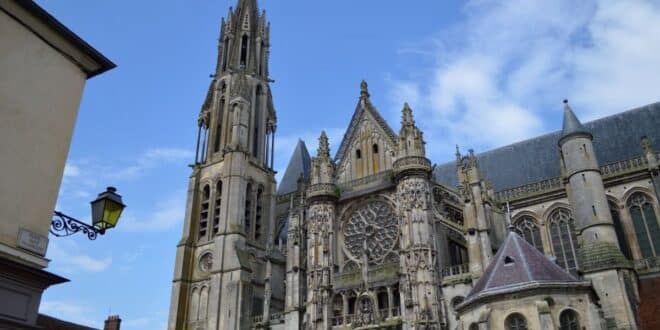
[38,0,660,328]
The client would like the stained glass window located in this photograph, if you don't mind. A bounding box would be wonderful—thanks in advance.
[514,216,544,252]
[628,193,660,258]
[549,208,578,274]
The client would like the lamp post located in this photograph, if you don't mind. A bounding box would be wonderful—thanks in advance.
[51,187,126,240]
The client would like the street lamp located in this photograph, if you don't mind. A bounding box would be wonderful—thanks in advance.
[51,187,126,240]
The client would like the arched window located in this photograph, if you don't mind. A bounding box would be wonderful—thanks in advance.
[549,208,578,274]
[189,287,199,321]
[199,286,209,320]
[254,186,264,241]
[258,40,265,76]
[240,34,249,68]
[221,37,229,71]
[628,192,660,258]
[332,294,343,325]
[356,149,362,159]
[372,144,379,154]
[244,183,253,235]
[559,309,580,330]
[514,216,544,252]
[213,95,225,152]
[199,185,210,239]
[213,181,223,235]
[450,296,464,310]
[609,200,631,259]
[505,313,528,330]
[252,86,261,158]
[469,323,479,330]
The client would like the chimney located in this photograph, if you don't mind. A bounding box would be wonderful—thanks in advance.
[104,315,121,330]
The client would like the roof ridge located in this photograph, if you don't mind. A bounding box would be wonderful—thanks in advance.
[512,234,534,281]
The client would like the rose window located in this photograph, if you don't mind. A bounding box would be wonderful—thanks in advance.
[343,201,399,264]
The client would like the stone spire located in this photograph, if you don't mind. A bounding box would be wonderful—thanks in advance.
[560,99,591,143]
[309,131,335,186]
[317,130,330,160]
[397,103,425,158]
[401,102,415,127]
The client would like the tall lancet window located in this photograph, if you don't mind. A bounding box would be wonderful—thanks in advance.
[244,182,253,235]
[199,185,210,240]
[221,37,229,71]
[240,34,249,69]
[609,200,631,259]
[514,216,544,253]
[255,186,263,241]
[252,86,262,158]
[628,192,660,258]
[549,208,578,274]
[213,180,223,235]
[214,84,226,153]
[258,40,265,76]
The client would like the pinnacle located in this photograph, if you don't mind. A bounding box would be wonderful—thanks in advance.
[401,102,415,126]
[360,80,370,98]
[317,131,330,158]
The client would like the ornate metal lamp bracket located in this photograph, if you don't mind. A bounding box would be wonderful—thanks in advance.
[51,211,105,240]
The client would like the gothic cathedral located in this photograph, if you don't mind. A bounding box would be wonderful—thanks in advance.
[168,1,660,329]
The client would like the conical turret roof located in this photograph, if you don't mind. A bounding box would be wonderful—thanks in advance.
[560,100,591,143]
[277,140,311,195]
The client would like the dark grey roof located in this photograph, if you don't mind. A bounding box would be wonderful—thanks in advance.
[561,101,590,141]
[463,232,584,307]
[277,139,311,195]
[434,102,660,191]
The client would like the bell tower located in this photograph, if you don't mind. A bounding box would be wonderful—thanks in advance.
[168,0,278,329]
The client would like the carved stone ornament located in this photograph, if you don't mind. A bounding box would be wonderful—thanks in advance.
[343,200,398,264]
[199,252,213,273]
[353,296,374,327]
[397,178,431,223]
[309,204,333,234]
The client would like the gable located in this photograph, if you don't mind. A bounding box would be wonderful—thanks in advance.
[334,100,398,183]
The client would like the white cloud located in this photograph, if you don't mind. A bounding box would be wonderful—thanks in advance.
[47,240,112,273]
[120,190,186,232]
[40,300,99,328]
[389,0,660,161]
[63,163,81,177]
[108,147,194,180]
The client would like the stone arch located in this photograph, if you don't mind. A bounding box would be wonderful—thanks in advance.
[621,185,656,204]
[504,312,528,330]
[558,308,580,330]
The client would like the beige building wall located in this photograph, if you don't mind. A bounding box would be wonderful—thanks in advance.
[0,8,87,268]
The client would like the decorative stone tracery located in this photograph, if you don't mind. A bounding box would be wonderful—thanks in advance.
[343,200,399,264]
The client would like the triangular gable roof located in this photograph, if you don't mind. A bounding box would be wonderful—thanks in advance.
[462,232,587,307]
[277,139,311,195]
[334,97,398,163]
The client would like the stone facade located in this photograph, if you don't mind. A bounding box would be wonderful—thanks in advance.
[169,1,660,329]
[0,1,114,328]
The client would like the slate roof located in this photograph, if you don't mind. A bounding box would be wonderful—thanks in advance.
[433,102,660,191]
[277,139,311,195]
[462,232,587,308]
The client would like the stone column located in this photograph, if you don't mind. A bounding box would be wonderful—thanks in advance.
[387,287,393,318]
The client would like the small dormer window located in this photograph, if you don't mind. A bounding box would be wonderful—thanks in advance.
[504,256,515,265]
[356,149,362,159]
